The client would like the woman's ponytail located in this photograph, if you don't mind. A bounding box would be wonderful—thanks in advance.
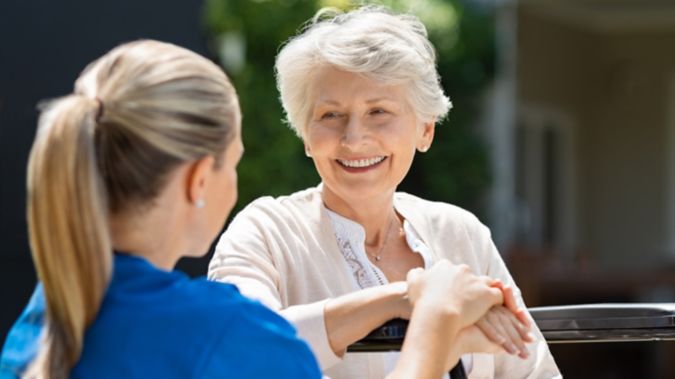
[24,95,111,379]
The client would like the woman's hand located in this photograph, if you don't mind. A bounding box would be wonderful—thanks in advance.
[473,282,533,358]
[475,306,533,358]
[389,260,505,379]
[406,260,503,328]
[490,281,531,327]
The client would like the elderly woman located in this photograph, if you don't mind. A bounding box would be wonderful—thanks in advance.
[208,6,561,379]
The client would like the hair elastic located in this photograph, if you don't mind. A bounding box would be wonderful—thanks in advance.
[94,97,105,122]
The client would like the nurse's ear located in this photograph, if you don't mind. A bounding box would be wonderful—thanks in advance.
[185,155,216,208]
[416,119,435,153]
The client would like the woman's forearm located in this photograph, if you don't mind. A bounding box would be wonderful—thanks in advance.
[323,281,409,355]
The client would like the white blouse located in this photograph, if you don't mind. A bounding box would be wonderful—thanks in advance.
[209,186,562,379]
[326,208,472,378]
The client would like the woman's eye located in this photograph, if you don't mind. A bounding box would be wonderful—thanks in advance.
[320,112,341,120]
[369,108,387,116]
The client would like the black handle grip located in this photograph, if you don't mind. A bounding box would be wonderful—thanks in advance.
[347,318,467,378]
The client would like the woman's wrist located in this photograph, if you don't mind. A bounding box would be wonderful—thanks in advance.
[383,281,410,320]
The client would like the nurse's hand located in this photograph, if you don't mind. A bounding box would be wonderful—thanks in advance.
[406,260,503,328]
[455,324,506,356]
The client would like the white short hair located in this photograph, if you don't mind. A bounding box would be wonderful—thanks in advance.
[275,6,452,138]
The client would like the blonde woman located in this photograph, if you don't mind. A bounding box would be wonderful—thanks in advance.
[209,6,561,379]
[1,39,514,379]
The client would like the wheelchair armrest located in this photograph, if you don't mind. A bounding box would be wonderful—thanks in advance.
[346,303,675,378]
[348,303,675,351]
[529,303,675,343]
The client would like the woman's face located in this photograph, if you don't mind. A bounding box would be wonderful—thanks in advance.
[305,67,434,207]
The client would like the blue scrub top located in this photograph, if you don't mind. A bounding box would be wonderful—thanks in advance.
[0,253,321,379]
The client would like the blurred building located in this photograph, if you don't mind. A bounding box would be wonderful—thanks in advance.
[484,0,675,301]
[484,1,675,376]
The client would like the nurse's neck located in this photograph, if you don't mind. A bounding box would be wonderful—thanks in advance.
[109,199,187,271]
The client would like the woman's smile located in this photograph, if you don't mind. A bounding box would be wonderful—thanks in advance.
[336,156,388,172]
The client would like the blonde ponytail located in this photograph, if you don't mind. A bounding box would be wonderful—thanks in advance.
[22,40,238,378]
[25,96,111,379]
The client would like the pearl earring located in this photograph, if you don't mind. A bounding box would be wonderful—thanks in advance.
[195,199,206,209]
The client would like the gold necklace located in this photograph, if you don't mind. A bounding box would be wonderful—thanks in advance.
[365,217,395,262]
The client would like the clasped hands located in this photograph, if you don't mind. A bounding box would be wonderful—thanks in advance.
[404,260,533,361]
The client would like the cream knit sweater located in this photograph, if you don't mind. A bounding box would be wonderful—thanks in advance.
[208,186,561,379]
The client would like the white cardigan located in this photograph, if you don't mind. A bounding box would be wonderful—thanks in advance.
[208,186,561,379]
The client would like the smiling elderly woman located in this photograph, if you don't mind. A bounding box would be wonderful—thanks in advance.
[208,6,561,379]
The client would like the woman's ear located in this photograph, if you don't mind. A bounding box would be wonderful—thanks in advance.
[186,155,216,208]
[417,119,436,153]
[304,143,312,157]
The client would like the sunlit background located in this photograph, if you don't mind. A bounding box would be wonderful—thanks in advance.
[1,0,674,377]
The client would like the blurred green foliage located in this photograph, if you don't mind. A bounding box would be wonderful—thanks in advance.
[203,0,494,213]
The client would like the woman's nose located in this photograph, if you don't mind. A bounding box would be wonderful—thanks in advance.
[341,117,367,147]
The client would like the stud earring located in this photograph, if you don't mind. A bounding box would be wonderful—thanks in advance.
[195,199,206,209]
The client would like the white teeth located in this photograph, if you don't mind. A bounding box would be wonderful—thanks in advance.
[338,156,386,168]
